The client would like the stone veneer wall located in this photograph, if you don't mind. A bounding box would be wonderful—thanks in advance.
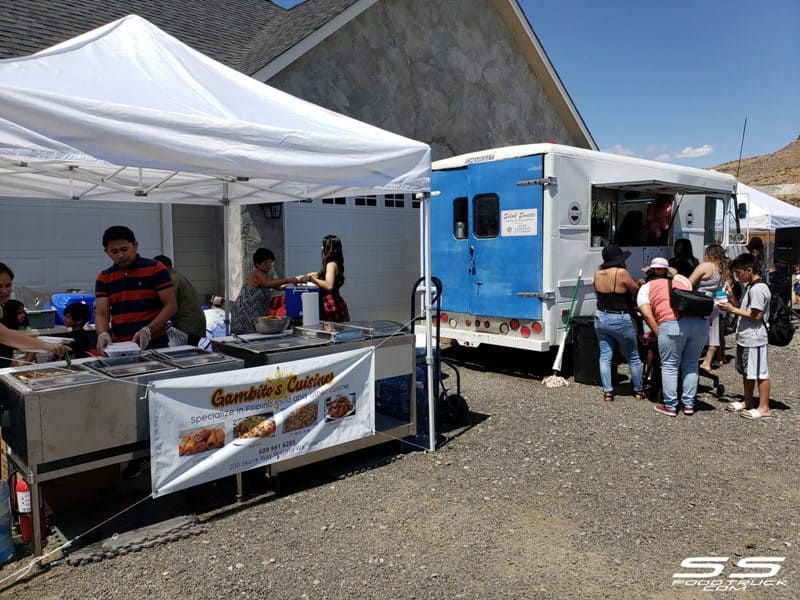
[269,0,576,159]
[233,0,579,290]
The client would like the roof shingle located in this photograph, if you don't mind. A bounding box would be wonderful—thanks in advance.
[0,0,288,69]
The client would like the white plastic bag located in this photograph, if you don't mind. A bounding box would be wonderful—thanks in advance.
[167,327,189,347]
[204,307,228,338]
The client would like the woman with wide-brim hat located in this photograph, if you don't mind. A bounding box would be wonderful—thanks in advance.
[592,245,644,402]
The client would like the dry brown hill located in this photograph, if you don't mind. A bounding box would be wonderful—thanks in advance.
[711,138,800,206]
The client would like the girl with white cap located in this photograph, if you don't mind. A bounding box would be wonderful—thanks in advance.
[637,258,707,416]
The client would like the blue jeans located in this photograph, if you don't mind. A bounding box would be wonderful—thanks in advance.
[657,317,709,409]
[594,311,644,394]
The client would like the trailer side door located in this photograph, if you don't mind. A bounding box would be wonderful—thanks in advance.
[467,155,544,318]
[430,167,472,314]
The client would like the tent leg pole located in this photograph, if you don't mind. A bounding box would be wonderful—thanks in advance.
[222,183,231,335]
[423,193,436,452]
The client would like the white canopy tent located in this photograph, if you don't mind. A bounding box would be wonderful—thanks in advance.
[0,15,430,202]
[0,15,438,450]
[738,182,800,231]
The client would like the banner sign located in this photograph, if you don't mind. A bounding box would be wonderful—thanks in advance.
[149,347,375,497]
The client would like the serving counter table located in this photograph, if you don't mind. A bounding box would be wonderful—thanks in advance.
[0,334,416,556]
[0,347,244,556]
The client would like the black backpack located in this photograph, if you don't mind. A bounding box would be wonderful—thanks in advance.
[749,282,795,347]
[667,278,714,317]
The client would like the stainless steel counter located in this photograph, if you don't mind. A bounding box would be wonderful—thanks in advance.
[212,331,414,377]
[212,332,416,475]
[0,346,244,555]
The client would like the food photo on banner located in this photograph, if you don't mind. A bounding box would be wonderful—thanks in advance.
[148,347,375,496]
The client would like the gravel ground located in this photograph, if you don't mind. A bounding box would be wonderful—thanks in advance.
[1,329,798,599]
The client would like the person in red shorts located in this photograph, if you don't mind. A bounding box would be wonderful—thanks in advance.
[95,226,176,352]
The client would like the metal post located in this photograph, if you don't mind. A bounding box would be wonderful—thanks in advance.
[423,193,436,451]
[235,472,243,503]
[222,182,231,335]
[30,471,42,557]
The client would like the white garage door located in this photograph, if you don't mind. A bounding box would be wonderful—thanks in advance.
[0,198,165,296]
[171,204,221,303]
[284,194,421,323]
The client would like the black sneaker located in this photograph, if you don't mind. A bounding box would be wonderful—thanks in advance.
[122,458,146,479]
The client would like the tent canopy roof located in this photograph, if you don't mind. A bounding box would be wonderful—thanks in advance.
[0,14,430,205]
[738,182,800,231]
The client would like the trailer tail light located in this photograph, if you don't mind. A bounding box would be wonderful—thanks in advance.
[510,319,520,331]
[440,312,449,323]
[499,323,509,334]
[449,318,457,328]
[520,325,531,338]
[483,320,490,328]
[465,319,472,327]
[432,316,439,326]
[531,321,542,334]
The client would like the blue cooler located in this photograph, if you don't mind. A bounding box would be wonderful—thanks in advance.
[51,292,96,325]
[284,285,318,319]
[377,375,412,421]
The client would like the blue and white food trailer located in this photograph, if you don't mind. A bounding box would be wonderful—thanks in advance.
[427,144,739,352]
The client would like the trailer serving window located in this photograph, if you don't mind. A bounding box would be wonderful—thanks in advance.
[473,194,499,238]
[704,197,725,244]
[591,186,673,247]
[591,188,612,247]
[704,196,743,245]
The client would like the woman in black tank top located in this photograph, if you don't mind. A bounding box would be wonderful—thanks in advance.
[0,262,15,367]
[592,246,644,402]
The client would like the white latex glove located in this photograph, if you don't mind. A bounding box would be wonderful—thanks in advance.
[96,332,112,352]
[45,343,69,359]
[132,326,151,350]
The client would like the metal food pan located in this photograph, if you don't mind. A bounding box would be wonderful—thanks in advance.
[294,322,364,343]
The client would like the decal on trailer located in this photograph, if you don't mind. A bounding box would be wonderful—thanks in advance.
[501,209,538,236]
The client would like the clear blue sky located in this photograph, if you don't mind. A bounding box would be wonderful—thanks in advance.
[276,0,798,167]
[523,0,800,167]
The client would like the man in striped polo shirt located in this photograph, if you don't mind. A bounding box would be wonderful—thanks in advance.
[95,226,177,352]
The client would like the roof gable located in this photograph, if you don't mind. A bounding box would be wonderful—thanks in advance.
[240,0,361,75]
[0,0,595,149]
[245,0,595,150]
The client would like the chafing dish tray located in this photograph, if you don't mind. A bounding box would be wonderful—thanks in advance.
[214,335,328,353]
[83,355,173,378]
[9,366,104,391]
[151,347,239,368]
[344,320,406,337]
[294,322,365,343]
[236,336,329,352]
